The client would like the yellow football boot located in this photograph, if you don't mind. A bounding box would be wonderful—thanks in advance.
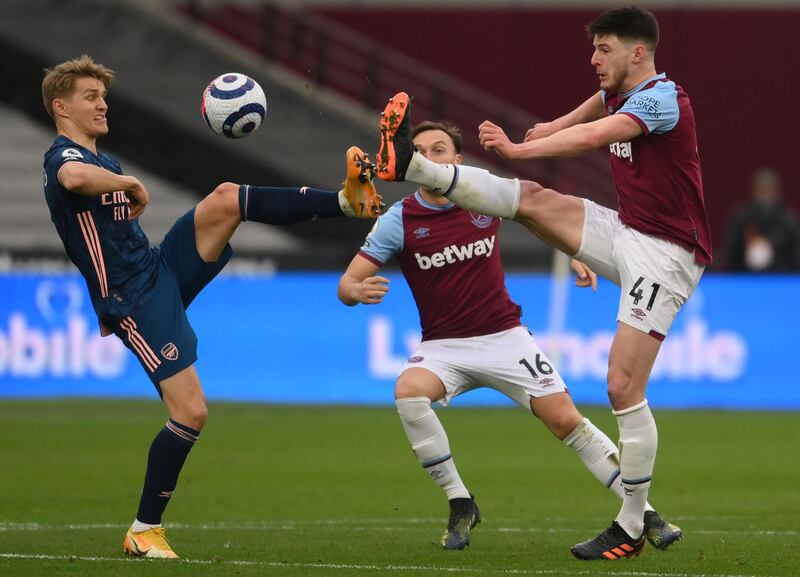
[123,526,179,559]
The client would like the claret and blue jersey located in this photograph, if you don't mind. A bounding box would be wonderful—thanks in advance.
[602,73,712,265]
[43,135,157,322]
[359,191,521,342]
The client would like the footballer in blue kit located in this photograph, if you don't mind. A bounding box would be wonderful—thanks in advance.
[41,55,383,558]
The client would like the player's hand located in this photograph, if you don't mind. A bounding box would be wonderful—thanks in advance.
[353,276,390,305]
[125,178,149,219]
[571,259,598,291]
[478,121,517,159]
[524,122,556,142]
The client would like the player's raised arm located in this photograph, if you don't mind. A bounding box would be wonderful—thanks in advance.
[481,112,642,160]
[524,92,607,142]
[58,162,149,217]
[338,254,390,306]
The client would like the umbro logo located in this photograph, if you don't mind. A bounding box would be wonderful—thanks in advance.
[414,227,430,238]
[631,308,647,321]
[408,356,424,363]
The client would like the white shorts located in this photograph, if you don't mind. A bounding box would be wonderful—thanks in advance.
[574,199,705,339]
[400,326,567,408]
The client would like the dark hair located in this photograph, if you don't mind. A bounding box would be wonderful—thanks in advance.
[586,6,659,51]
[411,120,462,154]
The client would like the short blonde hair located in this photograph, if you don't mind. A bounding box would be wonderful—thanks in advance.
[42,55,115,120]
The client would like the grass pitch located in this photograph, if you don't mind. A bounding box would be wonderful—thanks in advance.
[0,399,798,577]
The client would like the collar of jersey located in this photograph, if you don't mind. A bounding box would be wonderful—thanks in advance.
[415,190,455,211]
[619,72,667,99]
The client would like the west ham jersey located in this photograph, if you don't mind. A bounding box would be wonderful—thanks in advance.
[43,136,158,322]
[359,192,521,342]
[602,73,712,264]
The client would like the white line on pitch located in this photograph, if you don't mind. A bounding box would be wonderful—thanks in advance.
[0,552,783,577]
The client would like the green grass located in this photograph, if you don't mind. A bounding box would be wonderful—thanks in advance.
[1,399,798,576]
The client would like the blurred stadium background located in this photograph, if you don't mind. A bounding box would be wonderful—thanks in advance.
[1,0,797,406]
[1,1,799,574]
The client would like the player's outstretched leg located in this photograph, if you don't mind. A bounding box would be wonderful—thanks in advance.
[376,91,520,218]
[570,521,645,560]
[237,146,383,224]
[442,495,481,550]
[644,511,683,550]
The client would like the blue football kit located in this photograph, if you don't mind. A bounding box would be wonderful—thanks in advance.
[43,136,231,389]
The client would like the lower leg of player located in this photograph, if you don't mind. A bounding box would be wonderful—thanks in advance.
[238,185,348,224]
[133,419,200,529]
[404,155,522,219]
[613,400,658,538]
[563,418,655,511]
[395,396,469,499]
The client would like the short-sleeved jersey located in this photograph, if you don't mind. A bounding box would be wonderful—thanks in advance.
[359,192,521,342]
[43,136,157,321]
[602,73,712,265]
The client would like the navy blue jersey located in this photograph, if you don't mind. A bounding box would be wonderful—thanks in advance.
[43,136,158,321]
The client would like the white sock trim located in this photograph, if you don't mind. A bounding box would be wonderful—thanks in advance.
[446,165,520,219]
[612,398,649,416]
[132,520,162,532]
[406,152,457,193]
[337,189,355,217]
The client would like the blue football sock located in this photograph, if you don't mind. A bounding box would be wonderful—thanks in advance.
[135,419,200,525]
[238,185,344,224]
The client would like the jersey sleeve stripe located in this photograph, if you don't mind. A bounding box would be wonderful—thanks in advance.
[619,111,650,135]
[357,251,384,266]
[76,211,109,298]
[120,317,162,371]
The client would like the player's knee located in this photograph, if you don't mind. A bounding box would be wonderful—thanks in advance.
[207,182,240,219]
[395,372,439,400]
[395,374,424,399]
[516,181,549,220]
[607,368,635,406]
[183,399,209,430]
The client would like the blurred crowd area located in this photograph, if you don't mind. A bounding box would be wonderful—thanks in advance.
[723,168,799,273]
[2,0,798,273]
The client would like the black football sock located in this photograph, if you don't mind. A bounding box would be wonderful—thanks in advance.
[135,419,200,525]
[238,185,344,224]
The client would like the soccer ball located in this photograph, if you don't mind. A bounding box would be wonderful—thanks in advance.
[202,73,267,139]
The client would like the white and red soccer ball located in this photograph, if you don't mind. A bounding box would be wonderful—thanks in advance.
[202,73,267,139]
